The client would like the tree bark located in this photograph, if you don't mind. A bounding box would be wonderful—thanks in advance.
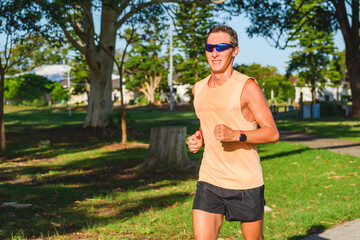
[335,1,360,118]
[140,75,162,104]
[347,60,360,118]
[0,72,6,156]
[311,85,315,120]
[84,67,113,128]
[132,126,194,173]
[121,104,127,143]
[83,4,117,128]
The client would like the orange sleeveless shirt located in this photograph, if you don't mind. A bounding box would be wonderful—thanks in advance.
[194,70,264,190]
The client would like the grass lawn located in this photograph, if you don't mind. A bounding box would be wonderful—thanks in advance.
[0,106,359,240]
[276,115,360,142]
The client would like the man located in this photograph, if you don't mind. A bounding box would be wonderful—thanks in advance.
[187,25,279,240]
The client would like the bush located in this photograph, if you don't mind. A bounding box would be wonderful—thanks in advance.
[51,84,68,102]
[320,101,344,117]
[5,74,67,106]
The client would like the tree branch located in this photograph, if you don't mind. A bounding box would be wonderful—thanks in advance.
[59,25,86,55]
[116,0,225,29]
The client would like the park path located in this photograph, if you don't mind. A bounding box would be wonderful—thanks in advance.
[279,129,360,240]
[279,129,360,157]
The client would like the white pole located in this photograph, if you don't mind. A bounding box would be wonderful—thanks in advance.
[169,3,174,111]
[68,70,71,117]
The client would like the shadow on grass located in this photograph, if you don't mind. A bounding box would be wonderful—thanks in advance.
[288,224,327,240]
[0,147,198,239]
[276,116,360,141]
[259,144,310,161]
[0,107,201,239]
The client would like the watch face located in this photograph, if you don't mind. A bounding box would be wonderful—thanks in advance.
[240,134,247,142]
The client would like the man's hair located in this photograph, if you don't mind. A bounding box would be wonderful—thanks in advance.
[207,25,238,46]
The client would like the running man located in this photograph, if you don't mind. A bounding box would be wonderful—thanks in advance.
[187,25,279,240]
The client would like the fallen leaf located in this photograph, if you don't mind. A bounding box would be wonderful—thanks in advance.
[328,176,345,179]
[51,222,61,227]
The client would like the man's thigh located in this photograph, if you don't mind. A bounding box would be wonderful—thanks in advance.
[241,218,264,240]
[192,209,223,240]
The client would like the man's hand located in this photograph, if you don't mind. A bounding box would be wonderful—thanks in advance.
[214,124,239,142]
[187,131,203,153]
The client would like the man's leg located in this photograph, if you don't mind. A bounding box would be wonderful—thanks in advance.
[241,218,264,240]
[193,209,223,240]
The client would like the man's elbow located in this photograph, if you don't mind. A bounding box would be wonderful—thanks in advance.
[271,130,280,143]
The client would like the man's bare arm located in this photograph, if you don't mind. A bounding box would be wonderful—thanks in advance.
[214,79,279,144]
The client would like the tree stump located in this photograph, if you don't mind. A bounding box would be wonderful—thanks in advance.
[133,126,194,173]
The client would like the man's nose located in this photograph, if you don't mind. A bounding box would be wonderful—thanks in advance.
[211,48,219,57]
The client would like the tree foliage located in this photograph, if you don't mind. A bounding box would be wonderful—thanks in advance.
[221,0,360,117]
[35,0,222,127]
[5,74,66,106]
[70,54,90,97]
[0,0,43,155]
[124,16,169,104]
[7,36,70,75]
[286,19,336,104]
[235,63,295,102]
[173,3,217,86]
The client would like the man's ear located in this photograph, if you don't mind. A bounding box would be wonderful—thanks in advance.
[232,46,240,58]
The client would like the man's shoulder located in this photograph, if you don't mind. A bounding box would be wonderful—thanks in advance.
[193,75,210,96]
[196,75,211,87]
[229,71,258,87]
[232,70,255,82]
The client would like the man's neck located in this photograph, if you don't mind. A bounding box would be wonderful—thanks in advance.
[208,68,234,88]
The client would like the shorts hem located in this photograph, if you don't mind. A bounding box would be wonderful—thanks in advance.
[192,207,224,215]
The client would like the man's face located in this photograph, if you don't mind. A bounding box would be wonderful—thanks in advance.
[206,32,239,74]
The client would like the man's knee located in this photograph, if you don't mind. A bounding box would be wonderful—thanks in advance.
[241,219,264,240]
[242,234,264,240]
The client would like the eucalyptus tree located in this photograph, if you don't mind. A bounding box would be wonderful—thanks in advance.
[36,0,225,128]
[221,0,360,118]
[0,0,43,155]
[124,15,169,105]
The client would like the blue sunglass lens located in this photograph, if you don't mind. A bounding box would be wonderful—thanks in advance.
[205,43,234,52]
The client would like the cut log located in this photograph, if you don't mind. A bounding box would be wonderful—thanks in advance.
[133,126,194,173]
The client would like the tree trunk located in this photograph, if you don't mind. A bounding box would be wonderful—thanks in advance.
[311,85,315,121]
[84,67,113,128]
[0,72,6,156]
[348,59,360,118]
[83,5,117,128]
[132,126,194,173]
[121,103,127,144]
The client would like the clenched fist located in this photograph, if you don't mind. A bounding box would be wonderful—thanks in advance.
[187,131,203,153]
[214,124,239,142]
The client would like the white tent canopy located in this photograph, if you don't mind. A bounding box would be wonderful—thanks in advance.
[19,64,71,82]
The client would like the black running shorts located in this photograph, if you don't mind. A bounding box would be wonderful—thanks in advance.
[192,181,265,222]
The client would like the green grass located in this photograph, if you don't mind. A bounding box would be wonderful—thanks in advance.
[276,115,360,142]
[0,106,359,239]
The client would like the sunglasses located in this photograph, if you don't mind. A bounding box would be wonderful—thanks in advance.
[205,43,236,52]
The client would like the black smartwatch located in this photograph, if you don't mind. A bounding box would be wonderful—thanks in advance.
[239,130,247,142]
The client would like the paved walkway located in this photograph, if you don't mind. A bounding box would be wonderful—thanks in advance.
[279,130,360,240]
[279,130,360,157]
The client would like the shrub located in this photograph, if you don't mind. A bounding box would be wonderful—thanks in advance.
[320,101,344,117]
[5,74,66,106]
